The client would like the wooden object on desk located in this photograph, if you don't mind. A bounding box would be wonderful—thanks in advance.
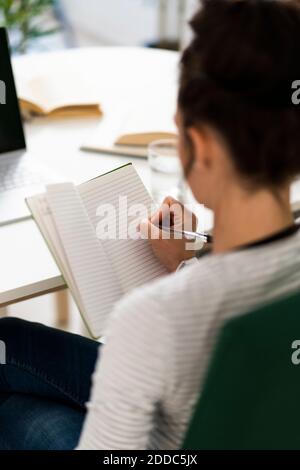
[18,74,102,119]
[20,98,102,119]
[0,307,7,317]
[82,131,177,159]
[116,132,176,146]
[55,289,70,328]
[81,97,177,159]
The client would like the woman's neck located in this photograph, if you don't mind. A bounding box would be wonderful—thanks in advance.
[212,185,294,254]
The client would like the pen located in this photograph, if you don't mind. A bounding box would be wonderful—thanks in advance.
[159,225,213,244]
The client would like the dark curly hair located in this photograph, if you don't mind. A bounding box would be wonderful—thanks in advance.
[179,0,300,188]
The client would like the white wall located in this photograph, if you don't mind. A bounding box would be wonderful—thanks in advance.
[60,0,159,46]
[181,0,199,49]
[59,0,199,47]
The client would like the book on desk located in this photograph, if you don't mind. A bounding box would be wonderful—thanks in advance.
[18,75,102,119]
[81,102,177,158]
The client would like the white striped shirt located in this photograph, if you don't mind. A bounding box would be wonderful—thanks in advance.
[77,229,300,450]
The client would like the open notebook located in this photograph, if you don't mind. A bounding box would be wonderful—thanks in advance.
[26,164,167,338]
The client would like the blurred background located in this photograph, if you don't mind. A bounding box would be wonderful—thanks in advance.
[0,0,198,55]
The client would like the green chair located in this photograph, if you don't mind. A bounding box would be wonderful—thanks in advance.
[182,290,300,450]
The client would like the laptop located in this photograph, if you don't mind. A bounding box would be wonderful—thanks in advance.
[0,27,57,226]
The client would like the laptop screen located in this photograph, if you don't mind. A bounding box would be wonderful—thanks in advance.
[0,27,26,154]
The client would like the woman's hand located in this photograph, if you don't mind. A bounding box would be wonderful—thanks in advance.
[138,196,199,272]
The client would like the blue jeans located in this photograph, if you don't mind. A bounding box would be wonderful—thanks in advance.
[0,317,100,450]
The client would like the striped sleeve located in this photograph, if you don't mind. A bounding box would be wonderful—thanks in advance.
[77,289,174,450]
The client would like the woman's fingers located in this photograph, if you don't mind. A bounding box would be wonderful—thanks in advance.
[150,197,184,228]
[138,216,197,272]
[139,218,162,240]
[137,196,197,236]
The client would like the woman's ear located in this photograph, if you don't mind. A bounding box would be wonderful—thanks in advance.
[187,126,212,171]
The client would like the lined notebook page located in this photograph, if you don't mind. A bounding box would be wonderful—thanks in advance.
[46,183,122,338]
[79,164,167,293]
[27,194,81,312]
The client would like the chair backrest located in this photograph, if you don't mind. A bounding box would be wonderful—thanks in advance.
[182,290,300,450]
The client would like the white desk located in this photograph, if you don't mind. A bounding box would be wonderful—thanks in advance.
[0,47,181,307]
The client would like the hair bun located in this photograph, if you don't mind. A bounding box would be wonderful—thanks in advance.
[179,0,300,187]
[189,0,300,107]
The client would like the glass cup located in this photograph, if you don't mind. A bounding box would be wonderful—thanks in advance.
[148,138,186,204]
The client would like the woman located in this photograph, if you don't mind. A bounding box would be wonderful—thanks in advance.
[1,0,300,450]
